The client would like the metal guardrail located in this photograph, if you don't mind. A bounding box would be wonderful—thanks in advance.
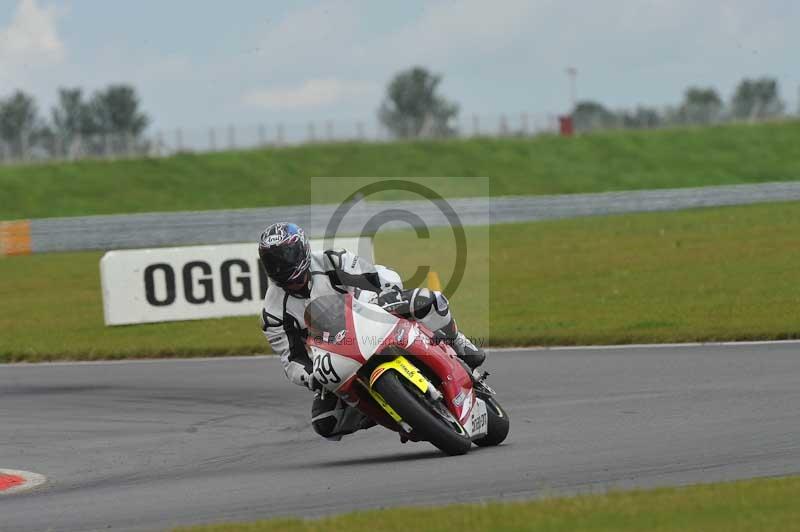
[2,181,800,255]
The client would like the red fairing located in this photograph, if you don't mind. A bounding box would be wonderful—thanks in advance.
[378,319,474,422]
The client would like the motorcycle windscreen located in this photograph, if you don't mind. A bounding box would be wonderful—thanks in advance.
[304,294,348,343]
[350,297,399,357]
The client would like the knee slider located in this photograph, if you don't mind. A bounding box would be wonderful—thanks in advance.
[432,291,450,317]
[410,288,435,319]
[411,288,450,320]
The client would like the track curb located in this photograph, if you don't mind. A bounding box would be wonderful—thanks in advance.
[0,469,47,495]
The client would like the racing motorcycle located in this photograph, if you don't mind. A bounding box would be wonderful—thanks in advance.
[304,293,509,455]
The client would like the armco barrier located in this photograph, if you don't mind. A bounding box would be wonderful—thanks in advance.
[3,181,800,255]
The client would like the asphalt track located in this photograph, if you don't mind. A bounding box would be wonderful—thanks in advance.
[1,343,799,531]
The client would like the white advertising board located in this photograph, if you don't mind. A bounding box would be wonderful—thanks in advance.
[100,238,373,326]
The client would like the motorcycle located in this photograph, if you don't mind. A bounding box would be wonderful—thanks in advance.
[304,293,509,455]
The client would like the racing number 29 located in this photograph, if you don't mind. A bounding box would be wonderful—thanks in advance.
[313,352,341,385]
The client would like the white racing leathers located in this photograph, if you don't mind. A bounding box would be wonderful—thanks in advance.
[261,249,455,391]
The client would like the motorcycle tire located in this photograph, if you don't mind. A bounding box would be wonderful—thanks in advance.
[473,395,510,447]
[373,371,472,456]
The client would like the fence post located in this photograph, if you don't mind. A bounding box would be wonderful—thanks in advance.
[258,124,266,146]
[472,114,480,137]
[797,84,800,116]
[521,113,529,136]
[175,128,183,152]
[356,121,364,140]
[499,115,509,136]
[209,128,216,151]
[308,123,316,142]
[20,132,29,162]
[74,133,83,160]
[277,123,285,145]
[225,125,234,149]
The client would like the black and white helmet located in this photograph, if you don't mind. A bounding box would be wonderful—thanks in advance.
[258,222,311,293]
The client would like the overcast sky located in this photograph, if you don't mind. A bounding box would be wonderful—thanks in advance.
[1,0,797,132]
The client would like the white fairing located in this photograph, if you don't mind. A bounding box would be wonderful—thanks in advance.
[351,298,400,358]
[465,398,489,439]
[309,300,399,393]
[309,345,362,392]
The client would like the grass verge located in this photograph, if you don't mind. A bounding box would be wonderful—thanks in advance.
[2,201,800,362]
[173,475,800,532]
[2,121,800,219]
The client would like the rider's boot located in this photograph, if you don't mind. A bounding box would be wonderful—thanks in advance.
[451,331,486,370]
[434,328,485,370]
[356,416,377,431]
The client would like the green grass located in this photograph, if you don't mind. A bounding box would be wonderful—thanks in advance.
[174,475,800,531]
[2,121,800,219]
[2,201,800,362]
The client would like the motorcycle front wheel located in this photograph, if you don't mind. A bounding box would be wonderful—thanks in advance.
[373,371,472,456]
[473,395,510,447]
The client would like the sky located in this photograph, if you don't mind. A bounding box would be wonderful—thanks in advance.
[1,0,798,133]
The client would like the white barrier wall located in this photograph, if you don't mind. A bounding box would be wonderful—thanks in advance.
[100,238,372,326]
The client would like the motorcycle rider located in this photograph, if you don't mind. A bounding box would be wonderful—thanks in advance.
[259,221,485,440]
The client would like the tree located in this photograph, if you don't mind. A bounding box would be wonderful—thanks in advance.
[64,84,150,156]
[571,101,617,131]
[378,66,459,139]
[52,88,93,138]
[51,88,95,156]
[731,77,784,121]
[619,106,662,129]
[0,90,47,159]
[89,84,149,137]
[677,87,722,124]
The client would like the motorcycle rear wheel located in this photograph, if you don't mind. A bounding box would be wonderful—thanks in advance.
[373,371,472,456]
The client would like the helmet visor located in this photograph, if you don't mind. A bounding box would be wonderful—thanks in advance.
[261,240,307,286]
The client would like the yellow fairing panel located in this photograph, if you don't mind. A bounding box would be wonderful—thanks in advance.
[369,355,429,393]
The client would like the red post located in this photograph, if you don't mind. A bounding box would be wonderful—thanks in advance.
[558,115,574,137]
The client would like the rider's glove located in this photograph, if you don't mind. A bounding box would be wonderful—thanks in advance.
[303,372,323,393]
[377,287,406,314]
